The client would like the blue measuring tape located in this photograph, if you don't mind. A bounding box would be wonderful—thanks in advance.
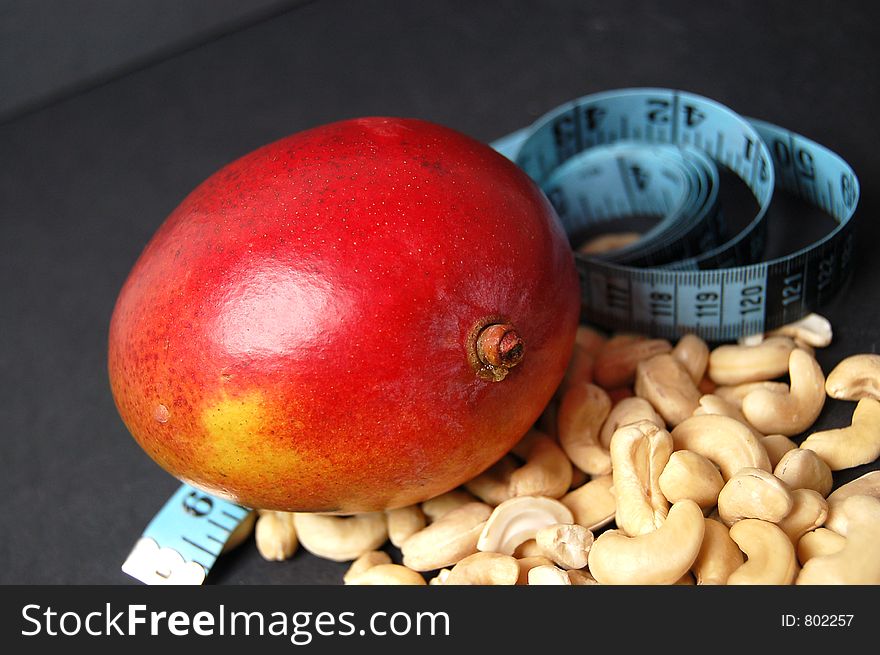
[122,87,860,584]
[494,88,859,341]
[122,484,250,584]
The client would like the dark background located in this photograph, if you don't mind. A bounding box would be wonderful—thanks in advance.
[1,0,878,585]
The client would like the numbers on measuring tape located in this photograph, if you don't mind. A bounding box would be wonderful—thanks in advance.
[183,489,214,517]
[739,284,764,316]
[649,291,674,318]
[781,273,804,307]
[605,278,631,313]
[647,98,671,124]
[695,291,720,318]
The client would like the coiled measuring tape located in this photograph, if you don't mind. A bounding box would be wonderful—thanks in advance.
[122,88,860,584]
[493,88,860,341]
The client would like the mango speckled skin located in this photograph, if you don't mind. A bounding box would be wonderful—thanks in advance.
[108,117,580,513]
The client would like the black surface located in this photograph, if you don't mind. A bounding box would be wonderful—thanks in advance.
[1,0,878,584]
[0,0,305,121]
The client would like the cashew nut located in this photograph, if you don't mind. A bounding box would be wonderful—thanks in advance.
[594,337,672,388]
[599,396,664,449]
[717,468,793,526]
[463,455,517,506]
[658,450,725,511]
[634,353,702,426]
[714,381,789,409]
[799,397,880,470]
[508,430,572,498]
[293,512,388,562]
[527,564,572,585]
[691,518,744,585]
[707,336,796,385]
[343,550,393,584]
[421,489,479,522]
[741,349,826,436]
[587,499,705,585]
[610,420,673,536]
[797,495,880,584]
[825,471,880,508]
[672,333,710,384]
[693,394,762,436]
[670,414,771,480]
[401,502,492,571]
[444,552,519,585]
[760,434,799,468]
[557,382,612,475]
[535,523,594,569]
[796,528,846,566]
[386,505,427,548]
[773,448,833,496]
[561,474,616,531]
[777,488,828,543]
[515,556,554,584]
[254,511,297,561]
[345,564,426,586]
[726,519,798,584]
[824,353,880,401]
[767,313,832,348]
[477,496,574,555]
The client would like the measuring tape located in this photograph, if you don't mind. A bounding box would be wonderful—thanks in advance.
[494,88,860,341]
[122,87,860,584]
[122,484,251,584]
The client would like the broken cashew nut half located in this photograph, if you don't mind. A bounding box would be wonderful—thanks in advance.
[477,496,574,556]
[535,523,594,570]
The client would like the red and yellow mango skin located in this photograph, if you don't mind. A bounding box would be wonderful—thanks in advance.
[108,117,580,513]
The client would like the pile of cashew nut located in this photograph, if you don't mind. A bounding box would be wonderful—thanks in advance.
[234,311,880,585]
